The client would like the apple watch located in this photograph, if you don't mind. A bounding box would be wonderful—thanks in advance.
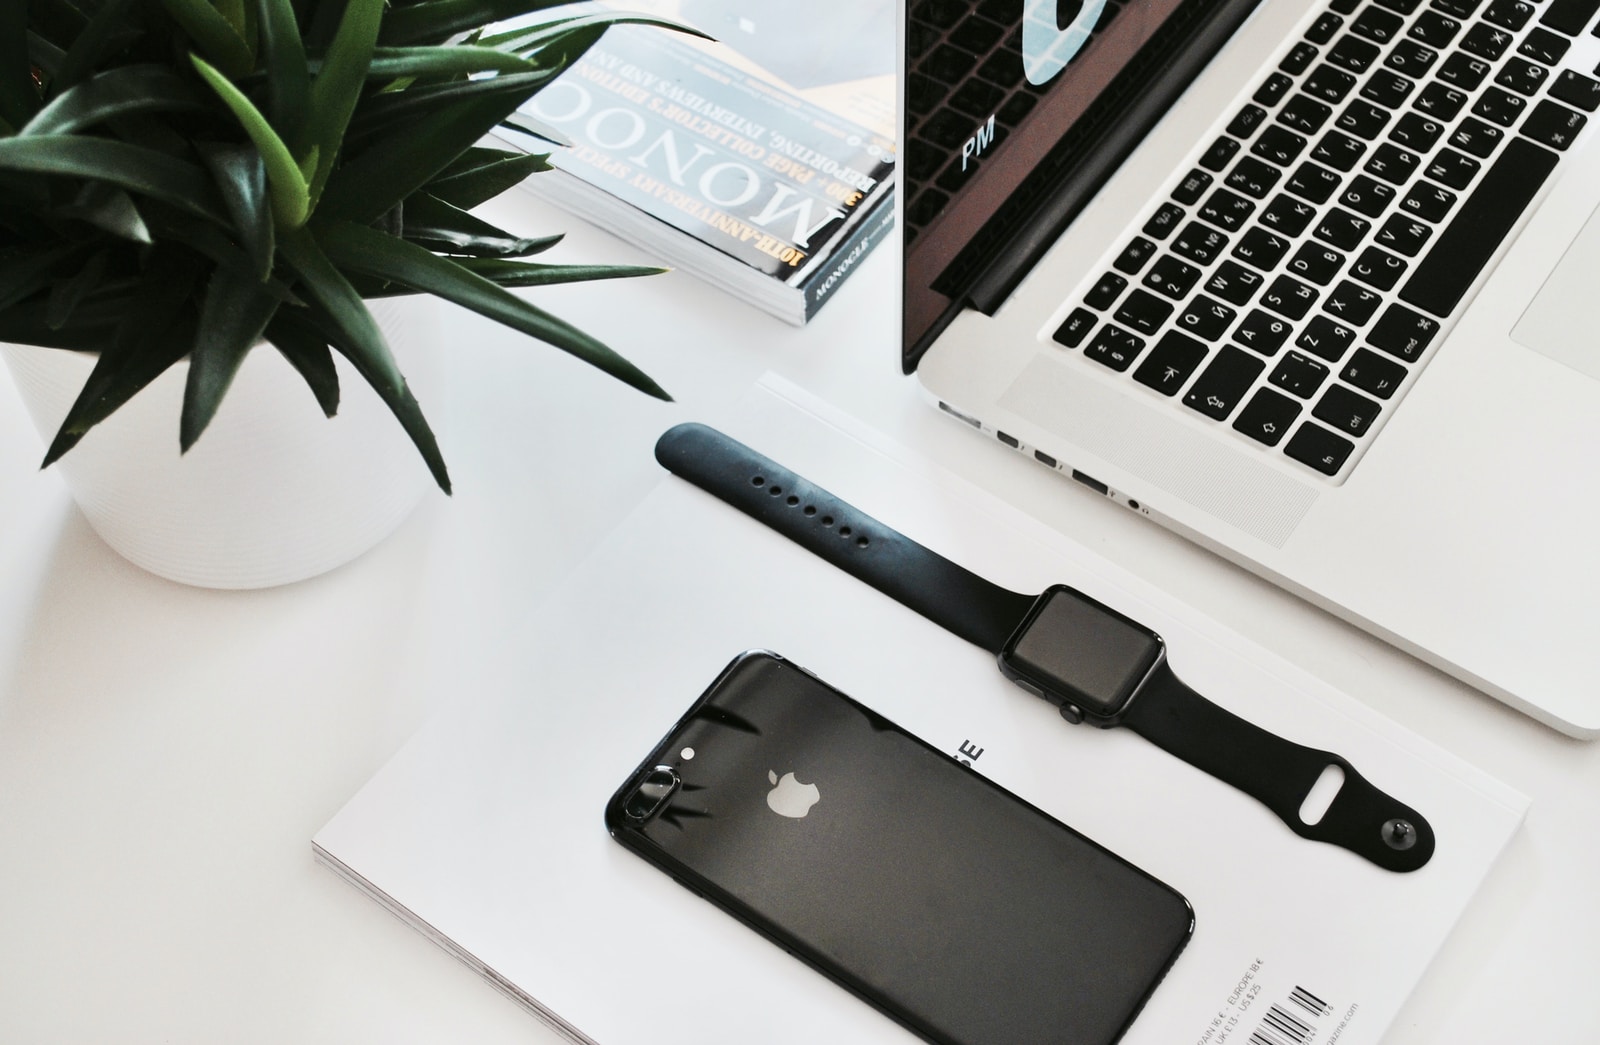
[655,422,1434,872]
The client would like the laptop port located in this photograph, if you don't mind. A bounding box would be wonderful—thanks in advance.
[1070,470,1109,496]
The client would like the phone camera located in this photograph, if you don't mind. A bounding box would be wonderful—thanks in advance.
[623,766,680,821]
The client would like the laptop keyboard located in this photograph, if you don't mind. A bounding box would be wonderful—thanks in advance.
[1048,0,1600,482]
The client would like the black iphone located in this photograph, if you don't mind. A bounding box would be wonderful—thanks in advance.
[605,651,1193,1045]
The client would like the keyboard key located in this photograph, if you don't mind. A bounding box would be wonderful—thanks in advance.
[1339,173,1397,217]
[1368,303,1441,361]
[1400,138,1558,316]
[1233,226,1293,270]
[1324,280,1384,325]
[1482,0,1534,30]
[1520,100,1587,150]
[1314,384,1383,436]
[1306,12,1346,44]
[1261,274,1320,319]
[1115,288,1177,334]
[1199,188,1257,230]
[1184,345,1266,419]
[1233,388,1303,445]
[1399,180,1456,222]
[1255,71,1295,106]
[1053,308,1097,348]
[1549,70,1600,112]
[1287,242,1347,284]
[1176,294,1238,341]
[1286,161,1343,203]
[1414,82,1468,121]
[1279,94,1334,133]
[1084,272,1128,310]
[1143,255,1204,299]
[1360,69,1418,109]
[1539,0,1600,34]
[1388,112,1445,151]
[1204,260,1266,305]
[1518,27,1572,64]
[1424,148,1479,190]
[1352,6,1405,43]
[1305,63,1359,103]
[1363,141,1421,184]
[1384,39,1439,78]
[1315,207,1372,250]
[1495,57,1549,96]
[1351,246,1408,290]
[1448,116,1504,158]
[1226,155,1284,198]
[1270,350,1333,397]
[1114,236,1160,273]
[1430,0,1482,18]
[1436,52,1491,89]
[1172,221,1231,264]
[1260,194,1318,235]
[1281,41,1321,75]
[1200,135,1243,171]
[1460,23,1514,61]
[1472,87,1528,127]
[1253,125,1309,166]
[1376,214,1434,255]
[1375,0,1425,14]
[1228,104,1271,138]
[1297,314,1360,360]
[1143,202,1187,239]
[1285,422,1356,474]
[1336,99,1392,139]
[1408,10,1463,45]
[1328,34,1382,73]
[1085,324,1146,371]
[1172,168,1214,205]
[1311,129,1367,170]
[1233,309,1294,355]
[1341,347,1408,398]
[1133,330,1209,395]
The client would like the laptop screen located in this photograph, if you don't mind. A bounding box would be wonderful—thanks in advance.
[902,0,1260,370]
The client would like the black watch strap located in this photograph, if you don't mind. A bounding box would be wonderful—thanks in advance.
[656,422,1433,871]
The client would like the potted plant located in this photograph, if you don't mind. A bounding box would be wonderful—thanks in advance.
[0,0,684,586]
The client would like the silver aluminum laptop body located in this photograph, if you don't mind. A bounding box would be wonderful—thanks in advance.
[906,0,1600,735]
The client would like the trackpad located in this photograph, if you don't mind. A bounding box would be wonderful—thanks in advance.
[1512,198,1600,382]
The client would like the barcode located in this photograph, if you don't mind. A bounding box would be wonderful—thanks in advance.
[1290,986,1331,1018]
[1248,985,1329,1045]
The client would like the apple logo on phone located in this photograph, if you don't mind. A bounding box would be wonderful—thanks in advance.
[766,770,821,818]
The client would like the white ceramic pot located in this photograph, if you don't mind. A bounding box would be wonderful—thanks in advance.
[1,295,441,588]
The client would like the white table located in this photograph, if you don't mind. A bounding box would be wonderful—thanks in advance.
[2,189,1595,1044]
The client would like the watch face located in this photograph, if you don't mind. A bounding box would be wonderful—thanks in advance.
[1002,586,1164,719]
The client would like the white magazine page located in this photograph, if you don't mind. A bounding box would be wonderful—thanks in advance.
[316,376,1526,1045]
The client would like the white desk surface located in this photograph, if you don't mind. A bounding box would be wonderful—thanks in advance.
[2,189,1596,1044]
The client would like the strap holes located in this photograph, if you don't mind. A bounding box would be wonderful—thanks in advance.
[820,515,834,527]
[1297,764,1346,826]
[803,505,817,516]
[786,495,800,506]
[768,484,783,496]
[855,537,869,548]
[751,475,765,487]
[839,526,853,537]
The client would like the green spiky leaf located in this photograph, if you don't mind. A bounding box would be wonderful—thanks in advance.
[190,53,311,228]
[321,220,669,402]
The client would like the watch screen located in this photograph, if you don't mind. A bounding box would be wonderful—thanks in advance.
[1005,587,1162,716]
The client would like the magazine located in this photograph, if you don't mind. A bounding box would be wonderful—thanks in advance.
[495,0,897,324]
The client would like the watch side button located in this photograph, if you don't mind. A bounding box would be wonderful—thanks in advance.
[1059,704,1084,725]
